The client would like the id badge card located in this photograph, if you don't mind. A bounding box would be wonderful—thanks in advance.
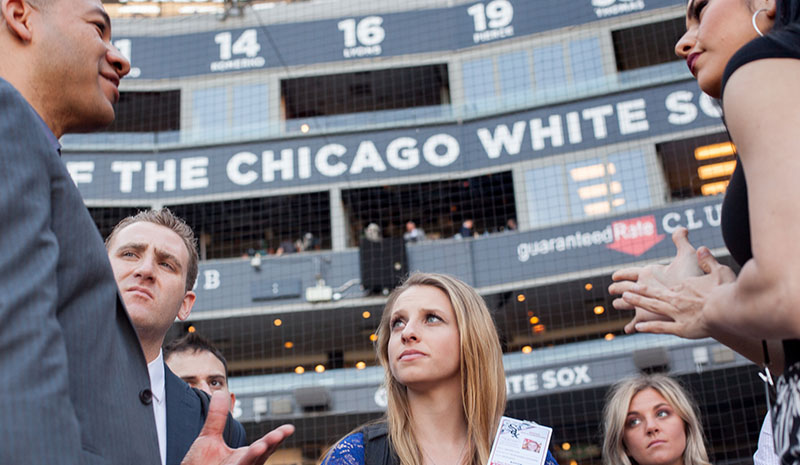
[486,416,553,465]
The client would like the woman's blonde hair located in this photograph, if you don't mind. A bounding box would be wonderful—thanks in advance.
[375,272,506,465]
[602,373,711,465]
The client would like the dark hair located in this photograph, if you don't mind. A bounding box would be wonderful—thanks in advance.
[769,0,800,49]
[163,332,229,376]
[105,208,199,292]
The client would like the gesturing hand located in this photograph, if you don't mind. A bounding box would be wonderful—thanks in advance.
[608,227,704,333]
[620,246,736,339]
[182,391,295,465]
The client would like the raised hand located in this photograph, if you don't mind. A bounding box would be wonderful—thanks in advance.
[608,227,705,333]
[620,246,736,339]
[182,391,295,465]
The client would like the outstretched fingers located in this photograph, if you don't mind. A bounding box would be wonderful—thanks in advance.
[198,391,233,439]
[633,320,682,334]
[621,288,675,318]
[671,227,696,255]
[611,266,641,283]
[249,425,295,463]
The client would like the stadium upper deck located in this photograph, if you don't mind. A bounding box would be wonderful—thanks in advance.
[67,2,765,463]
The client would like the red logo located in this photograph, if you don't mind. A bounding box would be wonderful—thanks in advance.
[606,215,665,256]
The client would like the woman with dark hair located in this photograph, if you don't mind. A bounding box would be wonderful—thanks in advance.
[320,272,558,465]
[609,0,800,461]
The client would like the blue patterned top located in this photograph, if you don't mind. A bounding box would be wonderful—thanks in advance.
[322,432,561,465]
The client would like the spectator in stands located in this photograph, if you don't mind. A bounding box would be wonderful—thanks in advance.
[458,219,475,239]
[321,272,559,465]
[297,232,320,252]
[505,218,517,232]
[106,209,248,463]
[165,333,237,414]
[403,220,426,243]
[609,1,800,459]
[276,238,297,255]
[602,373,711,465]
[365,223,383,243]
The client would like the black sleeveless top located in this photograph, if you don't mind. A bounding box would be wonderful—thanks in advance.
[719,31,800,367]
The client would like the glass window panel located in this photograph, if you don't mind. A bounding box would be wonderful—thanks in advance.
[497,51,532,98]
[232,84,269,137]
[525,165,569,228]
[462,58,496,108]
[532,44,567,90]
[569,37,605,83]
[192,87,227,134]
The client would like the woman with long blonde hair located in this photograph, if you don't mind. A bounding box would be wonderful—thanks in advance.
[602,374,711,465]
[322,272,558,465]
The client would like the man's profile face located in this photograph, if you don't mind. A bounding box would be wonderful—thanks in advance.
[107,221,195,339]
[31,0,130,131]
[166,349,236,412]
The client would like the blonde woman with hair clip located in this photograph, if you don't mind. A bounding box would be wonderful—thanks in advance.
[321,272,559,465]
[603,374,711,465]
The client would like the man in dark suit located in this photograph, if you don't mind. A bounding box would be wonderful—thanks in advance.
[105,209,248,465]
[165,332,240,414]
[0,0,291,463]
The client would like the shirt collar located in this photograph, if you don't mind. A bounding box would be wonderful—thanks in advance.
[147,350,166,405]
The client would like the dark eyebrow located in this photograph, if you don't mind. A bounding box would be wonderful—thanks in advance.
[154,248,183,272]
[90,5,112,33]
[116,242,183,272]
[117,242,147,254]
[687,0,701,20]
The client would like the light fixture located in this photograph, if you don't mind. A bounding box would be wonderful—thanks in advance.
[362,311,371,319]
[584,283,593,291]
[294,366,305,374]
[569,163,606,182]
[701,180,729,196]
[315,364,325,373]
[369,333,378,342]
[529,316,540,325]
[583,201,611,216]
[562,442,571,451]
[284,341,294,349]
[533,324,546,333]
[522,345,533,354]
[273,318,282,327]
[605,333,615,341]
[356,361,366,369]
[300,123,310,133]
[517,294,526,302]
[577,183,609,200]
[697,160,736,180]
[187,325,196,333]
[694,141,735,160]
[593,305,605,315]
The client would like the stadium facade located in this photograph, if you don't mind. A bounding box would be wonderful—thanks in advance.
[71,1,764,463]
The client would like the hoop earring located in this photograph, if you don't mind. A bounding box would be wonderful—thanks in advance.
[752,8,768,37]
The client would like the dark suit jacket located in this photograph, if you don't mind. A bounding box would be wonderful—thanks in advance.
[0,78,161,464]
[166,365,248,465]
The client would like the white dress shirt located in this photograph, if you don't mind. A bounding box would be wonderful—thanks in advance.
[754,412,780,465]
[147,350,167,465]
